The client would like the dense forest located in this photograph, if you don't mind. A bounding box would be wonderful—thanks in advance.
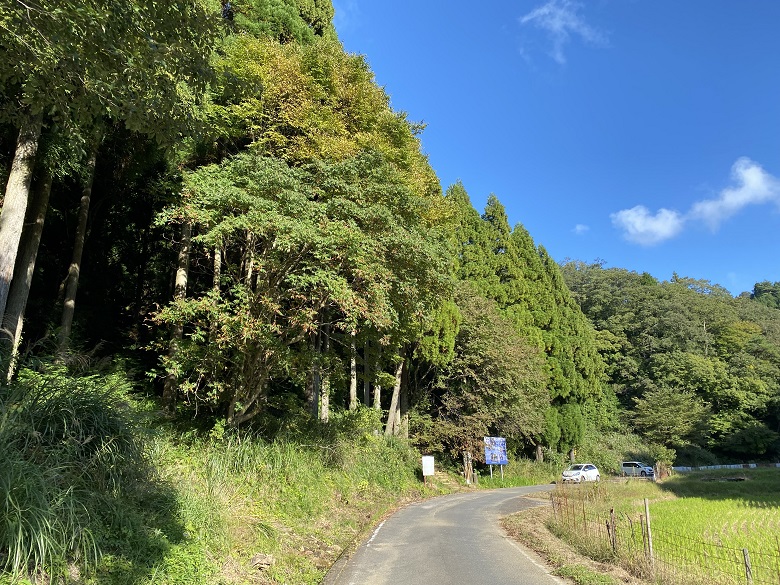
[0,0,780,582]
[2,0,780,471]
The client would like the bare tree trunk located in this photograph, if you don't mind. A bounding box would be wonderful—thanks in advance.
[399,350,409,439]
[319,322,330,423]
[0,113,43,327]
[162,221,192,413]
[307,323,322,418]
[208,246,221,343]
[384,356,404,437]
[363,340,371,406]
[130,213,151,341]
[58,134,100,356]
[348,329,357,410]
[373,345,382,410]
[3,167,52,381]
[242,231,255,286]
[213,246,222,292]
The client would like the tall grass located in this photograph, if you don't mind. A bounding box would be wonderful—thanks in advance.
[0,366,147,582]
[130,405,437,585]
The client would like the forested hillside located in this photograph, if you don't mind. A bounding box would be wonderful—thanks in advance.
[562,262,780,464]
[3,0,780,581]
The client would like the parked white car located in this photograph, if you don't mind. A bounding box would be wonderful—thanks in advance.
[561,463,600,483]
[621,461,654,477]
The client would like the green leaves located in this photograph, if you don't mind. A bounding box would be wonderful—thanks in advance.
[423,282,548,457]
[157,148,449,422]
[0,0,216,140]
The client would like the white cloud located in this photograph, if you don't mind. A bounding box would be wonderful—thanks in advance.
[520,0,607,64]
[573,224,589,235]
[610,206,684,246]
[689,157,780,230]
[611,158,780,246]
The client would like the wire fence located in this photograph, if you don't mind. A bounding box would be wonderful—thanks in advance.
[550,491,780,585]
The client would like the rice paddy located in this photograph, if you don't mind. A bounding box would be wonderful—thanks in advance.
[548,468,780,584]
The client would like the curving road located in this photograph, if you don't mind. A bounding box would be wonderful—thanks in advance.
[324,485,564,585]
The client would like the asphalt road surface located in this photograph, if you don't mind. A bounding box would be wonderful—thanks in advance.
[324,485,564,585]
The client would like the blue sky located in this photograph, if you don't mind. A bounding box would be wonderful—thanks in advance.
[332,1,780,296]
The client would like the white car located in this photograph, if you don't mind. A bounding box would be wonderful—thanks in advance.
[621,461,654,477]
[561,463,600,483]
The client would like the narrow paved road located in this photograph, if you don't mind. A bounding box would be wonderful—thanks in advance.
[324,485,564,585]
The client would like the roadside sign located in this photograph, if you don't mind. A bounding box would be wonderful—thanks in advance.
[484,437,508,465]
[422,455,435,476]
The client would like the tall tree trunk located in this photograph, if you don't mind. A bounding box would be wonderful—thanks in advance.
[348,329,357,410]
[384,356,404,437]
[130,213,151,341]
[58,133,100,356]
[213,246,222,292]
[319,322,330,423]
[242,231,255,286]
[3,167,52,381]
[0,113,43,327]
[399,349,409,439]
[363,340,371,406]
[208,246,221,342]
[162,221,192,413]
[373,345,382,410]
[307,325,321,418]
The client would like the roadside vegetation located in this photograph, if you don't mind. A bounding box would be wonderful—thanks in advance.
[0,367,456,584]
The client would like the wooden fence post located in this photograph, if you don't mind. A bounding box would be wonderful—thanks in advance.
[743,548,753,584]
[610,508,617,553]
[644,498,655,573]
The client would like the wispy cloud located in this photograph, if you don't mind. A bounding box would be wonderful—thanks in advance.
[612,158,780,246]
[520,0,607,64]
[573,224,590,235]
[332,0,360,34]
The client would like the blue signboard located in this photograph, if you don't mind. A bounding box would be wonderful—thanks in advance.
[484,436,508,465]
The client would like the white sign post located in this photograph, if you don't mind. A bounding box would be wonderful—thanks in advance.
[422,455,435,486]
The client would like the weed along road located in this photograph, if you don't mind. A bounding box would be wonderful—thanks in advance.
[324,485,563,585]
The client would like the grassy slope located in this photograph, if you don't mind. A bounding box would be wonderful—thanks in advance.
[108,411,460,585]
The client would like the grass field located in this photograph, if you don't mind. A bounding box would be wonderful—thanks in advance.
[548,468,780,585]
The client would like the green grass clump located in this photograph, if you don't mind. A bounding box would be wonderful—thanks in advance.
[0,366,151,582]
[477,458,558,489]
[554,563,619,585]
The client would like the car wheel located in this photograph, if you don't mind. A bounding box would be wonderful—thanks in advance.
[641,471,647,477]
[595,475,600,482]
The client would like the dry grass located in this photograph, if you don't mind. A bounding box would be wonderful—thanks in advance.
[502,494,647,585]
